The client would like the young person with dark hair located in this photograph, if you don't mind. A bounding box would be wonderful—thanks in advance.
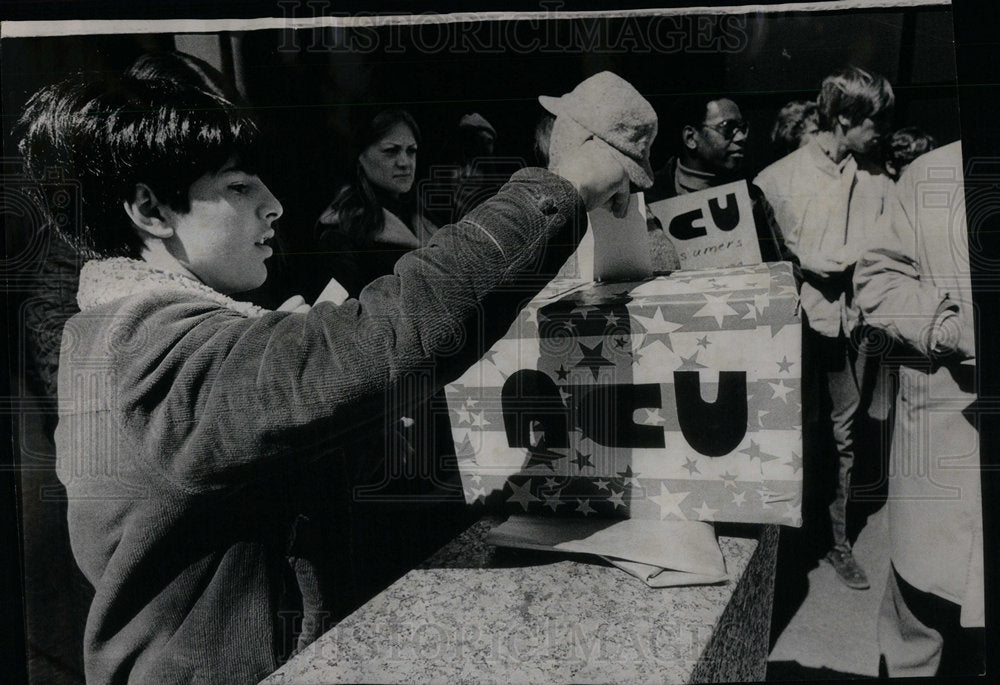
[755,66,896,590]
[20,53,630,684]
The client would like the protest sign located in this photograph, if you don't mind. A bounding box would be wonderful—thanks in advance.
[648,180,762,269]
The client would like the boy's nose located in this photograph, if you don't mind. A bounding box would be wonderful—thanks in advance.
[260,184,283,221]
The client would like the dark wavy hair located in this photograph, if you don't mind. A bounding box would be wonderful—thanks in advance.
[883,126,938,179]
[318,108,422,248]
[17,51,260,259]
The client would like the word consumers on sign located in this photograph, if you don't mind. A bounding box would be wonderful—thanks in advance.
[648,180,761,269]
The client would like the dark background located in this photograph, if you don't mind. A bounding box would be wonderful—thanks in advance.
[2,7,961,302]
[2,1,996,684]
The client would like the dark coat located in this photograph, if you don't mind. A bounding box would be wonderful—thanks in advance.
[314,206,437,300]
[646,156,800,274]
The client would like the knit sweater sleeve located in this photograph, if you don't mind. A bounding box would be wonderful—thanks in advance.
[111,168,585,492]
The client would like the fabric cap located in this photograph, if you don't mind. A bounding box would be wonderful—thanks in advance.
[458,113,497,138]
[538,71,658,188]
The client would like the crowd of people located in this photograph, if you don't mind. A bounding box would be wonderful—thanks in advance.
[14,50,981,683]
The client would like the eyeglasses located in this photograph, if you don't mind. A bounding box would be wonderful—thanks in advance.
[701,119,750,140]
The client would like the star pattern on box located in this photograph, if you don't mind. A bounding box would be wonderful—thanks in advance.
[677,350,708,371]
[693,292,738,327]
[447,262,802,526]
[573,450,594,471]
[616,465,642,488]
[570,303,602,320]
[756,409,770,428]
[768,380,794,403]
[575,341,615,380]
[638,408,666,426]
[506,480,539,510]
[740,439,781,464]
[632,307,684,352]
[607,490,627,510]
[693,500,718,520]
[753,293,769,316]
[650,482,689,520]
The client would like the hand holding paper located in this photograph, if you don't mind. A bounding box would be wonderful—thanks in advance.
[589,192,653,282]
[315,277,349,306]
[553,136,631,217]
[277,294,310,313]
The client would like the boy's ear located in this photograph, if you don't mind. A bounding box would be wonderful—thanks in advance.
[123,183,173,240]
[836,114,852,131]
[681,125,699,151]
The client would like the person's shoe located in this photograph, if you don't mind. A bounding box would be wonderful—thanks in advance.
[825,549,870,589]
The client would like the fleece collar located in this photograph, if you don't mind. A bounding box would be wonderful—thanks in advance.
[77,258,269,318]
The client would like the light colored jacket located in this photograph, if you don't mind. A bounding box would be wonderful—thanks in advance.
[755,138,893,337]
[853,141,982,626]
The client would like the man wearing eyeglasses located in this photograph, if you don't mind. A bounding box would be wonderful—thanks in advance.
[645,95,792,271]
[755,66,896,591]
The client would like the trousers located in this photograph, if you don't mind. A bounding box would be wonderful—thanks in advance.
[804,326,873,552]
[878,565,985,676]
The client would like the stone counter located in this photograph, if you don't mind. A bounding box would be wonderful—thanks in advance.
[263,517,778,684]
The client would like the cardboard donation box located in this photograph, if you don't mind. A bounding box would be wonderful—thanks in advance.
[648,180,761,269]
[446,261,802,526]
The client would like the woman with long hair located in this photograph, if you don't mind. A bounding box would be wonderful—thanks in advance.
[315,108,436,298]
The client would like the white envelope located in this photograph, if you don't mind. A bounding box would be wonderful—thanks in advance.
[487,515,728,587]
